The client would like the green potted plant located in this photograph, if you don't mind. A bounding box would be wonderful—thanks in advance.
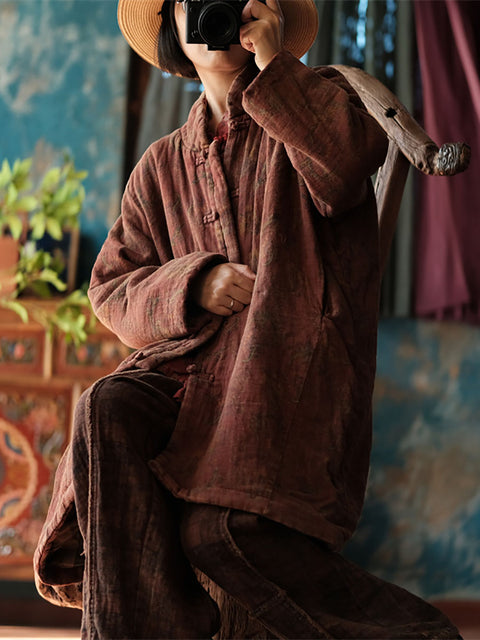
[0,158,37,293]
[30,159,87,242]
[0,155,87,285]
[0,154,95,345]
[0,155,87,238]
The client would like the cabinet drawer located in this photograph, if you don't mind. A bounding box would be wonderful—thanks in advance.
[54,332,131,379]
[0,328,46,377]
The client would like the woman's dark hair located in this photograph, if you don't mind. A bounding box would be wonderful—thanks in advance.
[157,1,198,79]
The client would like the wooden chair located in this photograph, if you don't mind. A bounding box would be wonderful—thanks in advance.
[197,65,471,640]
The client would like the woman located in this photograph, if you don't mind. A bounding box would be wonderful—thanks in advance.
[34,1,462,638]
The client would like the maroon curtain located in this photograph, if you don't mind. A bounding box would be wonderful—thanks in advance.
[414,0,480,322]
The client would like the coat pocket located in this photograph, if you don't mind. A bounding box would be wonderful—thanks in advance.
[148,372,223,494]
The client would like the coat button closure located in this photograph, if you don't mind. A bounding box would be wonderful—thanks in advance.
[186,364,197,373]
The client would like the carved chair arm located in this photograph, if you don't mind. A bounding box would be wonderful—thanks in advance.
[331,64,470,274]
[331,64,471,176]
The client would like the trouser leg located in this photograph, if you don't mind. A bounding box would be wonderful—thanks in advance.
[71,371,220,640]
[181,503,461,640]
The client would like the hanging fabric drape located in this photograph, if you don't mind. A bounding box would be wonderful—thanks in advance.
[381,0,414,317]
[414,0,480,322]
[309,0,414,317]
[136,71,202,160]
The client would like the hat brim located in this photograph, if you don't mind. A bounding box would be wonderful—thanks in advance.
[118,0,319,72]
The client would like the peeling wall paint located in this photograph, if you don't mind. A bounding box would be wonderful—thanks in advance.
[0,0,128,284]
[346,318,480,599]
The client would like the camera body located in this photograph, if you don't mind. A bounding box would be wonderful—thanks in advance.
[185,0,248,50]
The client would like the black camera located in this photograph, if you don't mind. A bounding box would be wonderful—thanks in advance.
[185,0,248,50]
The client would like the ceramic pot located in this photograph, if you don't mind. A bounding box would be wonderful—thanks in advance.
[0,236,19,295]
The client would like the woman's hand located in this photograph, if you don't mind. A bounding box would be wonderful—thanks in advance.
[192,262,257,316]
[240,0,284,70]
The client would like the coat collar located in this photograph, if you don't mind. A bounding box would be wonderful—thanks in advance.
[181,61,259,152]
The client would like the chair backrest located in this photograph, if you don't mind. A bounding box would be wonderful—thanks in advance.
[331,64,471,275]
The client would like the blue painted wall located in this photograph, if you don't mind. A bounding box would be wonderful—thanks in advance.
[347,318,480,599]
[1,0,479,604]
[0,0,128,285]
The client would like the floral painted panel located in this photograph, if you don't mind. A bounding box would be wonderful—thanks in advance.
[0,329,45,376]
[0,384,72,567]
[55,334,131,380]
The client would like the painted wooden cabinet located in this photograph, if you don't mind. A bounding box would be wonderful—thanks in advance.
[0,300,131,580]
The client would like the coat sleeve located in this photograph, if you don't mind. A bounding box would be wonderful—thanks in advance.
[242,50,388,217]
[88,151,227,349]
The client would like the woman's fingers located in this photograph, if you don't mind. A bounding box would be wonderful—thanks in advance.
[230,283,254,305]
[228,263,256,291]
[222,296,245,315]
[192,262,257,316]
[240,0,284,70]
[242,0,282,22]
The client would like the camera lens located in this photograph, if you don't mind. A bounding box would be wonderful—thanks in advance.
[198,2,239,47]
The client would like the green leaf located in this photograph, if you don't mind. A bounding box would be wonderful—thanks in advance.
[5,182,18,206]
[29,280,52,298]
[56,199,81,218]
[63,288,90,308]
[45,217,63,240]
[30,216,46,239]
[39,268,67,290]
[18,158,32,174]
[12,158,32,191]
[16,195,38,212]
[0,299,29,323]
[70,327,88,346]
[41,167,61,191]
[72,170,88,181]
[52,182,71,204]
[0,159,12,189]
[12,158,30,176]
[70,324,88,345]
[7,215,23,240]
[31,249,47,270]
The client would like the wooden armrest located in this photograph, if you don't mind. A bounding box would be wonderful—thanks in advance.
[331,64,471,176]
[330,64,471,275]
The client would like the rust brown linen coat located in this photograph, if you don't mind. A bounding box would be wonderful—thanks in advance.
[34,51,387,607]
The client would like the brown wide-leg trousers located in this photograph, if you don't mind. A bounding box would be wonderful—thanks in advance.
[72,370,461,639]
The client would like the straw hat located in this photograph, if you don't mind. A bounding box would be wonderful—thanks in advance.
[118,0,319,70]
